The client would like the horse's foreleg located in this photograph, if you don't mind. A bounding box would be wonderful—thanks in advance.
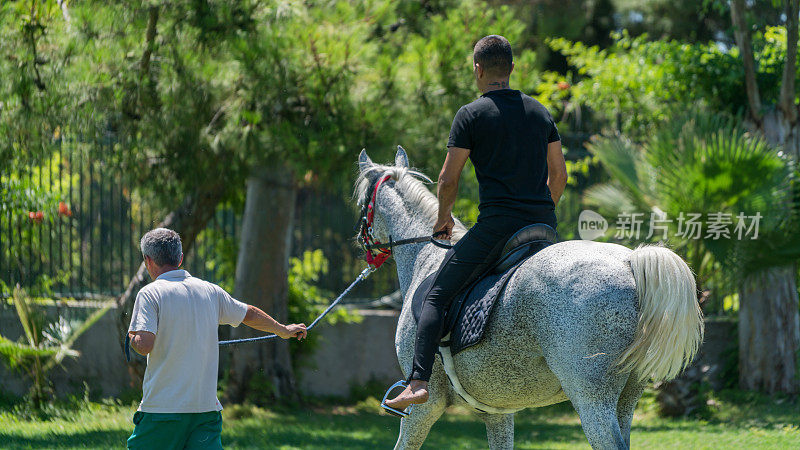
[478,412,514,450]
[393,364,449,450]
[393,396,446,450]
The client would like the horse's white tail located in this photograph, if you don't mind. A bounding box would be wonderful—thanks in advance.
[617,245,704,382]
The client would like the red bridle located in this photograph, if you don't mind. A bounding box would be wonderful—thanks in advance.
[359,174,393,268]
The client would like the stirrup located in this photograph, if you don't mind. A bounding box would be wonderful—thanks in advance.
[380,380,414,418]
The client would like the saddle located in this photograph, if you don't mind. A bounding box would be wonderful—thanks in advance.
[411,223,558,356]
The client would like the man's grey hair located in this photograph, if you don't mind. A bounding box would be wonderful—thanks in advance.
[140,228,183,267]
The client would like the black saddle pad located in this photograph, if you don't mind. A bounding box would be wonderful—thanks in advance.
[411,240,553,356]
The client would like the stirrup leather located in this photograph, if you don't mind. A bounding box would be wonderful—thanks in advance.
[380,380,414,418]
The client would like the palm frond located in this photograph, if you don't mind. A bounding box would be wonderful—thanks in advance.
[42,304,110,372]
[584,182,638,216]
[11,287,44,348]
[588,108,800,286]
[586,134,656,211]
[0,336,59,370]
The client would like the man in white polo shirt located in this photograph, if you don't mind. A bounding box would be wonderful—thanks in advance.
[126,228,307,449]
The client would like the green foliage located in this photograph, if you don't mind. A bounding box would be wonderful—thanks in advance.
[614,0,733,42]
[289,249,358,327]
[288,250,360,372]
[549,28,800,137]
[0,0,72,172]
[379,2,548,168]
[189,220,240,294]
[0,149,78,296]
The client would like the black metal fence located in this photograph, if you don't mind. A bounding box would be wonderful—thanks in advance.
[1,138,395,300]
[2,137,159,297]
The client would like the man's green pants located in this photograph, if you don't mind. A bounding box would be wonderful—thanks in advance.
[127,411,223,449]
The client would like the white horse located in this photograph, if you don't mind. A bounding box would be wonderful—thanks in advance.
[355,148,703,450]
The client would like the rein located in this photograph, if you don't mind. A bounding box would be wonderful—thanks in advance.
[358,174,453,269]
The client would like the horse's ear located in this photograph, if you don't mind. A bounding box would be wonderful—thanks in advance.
[395,145,410,168]
[359,149,373,173]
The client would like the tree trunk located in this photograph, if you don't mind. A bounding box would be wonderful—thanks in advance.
[728,0,800,395]
[736,111,800,394]
[225,167,297,403]
[760,109,800,160]
[739,265,800,394]
[116,185,227,383]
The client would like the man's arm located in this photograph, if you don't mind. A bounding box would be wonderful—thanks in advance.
[434,147,470,239]
[128,331,155,356]
[242,305,307,340]
[546,140,568,207]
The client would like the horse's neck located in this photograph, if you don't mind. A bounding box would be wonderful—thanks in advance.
[384,211,445,300]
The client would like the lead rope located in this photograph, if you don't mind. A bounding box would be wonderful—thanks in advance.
[124,266,375,361]
[218,266,375,346]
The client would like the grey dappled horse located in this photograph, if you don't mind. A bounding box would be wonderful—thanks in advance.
[355,148,704,450]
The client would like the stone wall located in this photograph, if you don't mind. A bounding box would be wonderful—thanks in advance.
[0,305,734,401]
[0,305,403,400]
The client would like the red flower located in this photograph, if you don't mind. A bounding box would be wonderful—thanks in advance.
[557,81,570,91]
[58,202,73,217]
[28,211,44,224]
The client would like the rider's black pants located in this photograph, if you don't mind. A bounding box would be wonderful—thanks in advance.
[410,213,556,382]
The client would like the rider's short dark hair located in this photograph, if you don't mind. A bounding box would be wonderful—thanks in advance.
[473,35,513,78]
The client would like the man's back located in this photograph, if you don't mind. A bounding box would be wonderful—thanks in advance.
[129,270,247,413]
[448,89,560,222]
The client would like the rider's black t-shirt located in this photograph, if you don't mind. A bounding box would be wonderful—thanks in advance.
[448,89,560,223]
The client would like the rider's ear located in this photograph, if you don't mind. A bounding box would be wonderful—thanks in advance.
[395,145,410,168]
[359,148,373,173]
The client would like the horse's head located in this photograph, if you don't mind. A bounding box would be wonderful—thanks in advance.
[354,146,465,263]
[355,146,422,245]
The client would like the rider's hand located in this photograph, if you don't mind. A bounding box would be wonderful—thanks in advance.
[432,215,455,240]
[278,323,307,340]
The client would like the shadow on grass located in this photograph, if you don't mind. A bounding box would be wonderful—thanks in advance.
[0,429,130,449]
[223,409,588,449]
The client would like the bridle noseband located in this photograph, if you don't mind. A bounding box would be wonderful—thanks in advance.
[358,173,453,269]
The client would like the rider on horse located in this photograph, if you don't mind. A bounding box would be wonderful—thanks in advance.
[385,34,568,412]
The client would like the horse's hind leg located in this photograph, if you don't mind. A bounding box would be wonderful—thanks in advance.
[616,374,645,448]
[555,366,629,449]
[478,412,514,450]
[570,399,627,450]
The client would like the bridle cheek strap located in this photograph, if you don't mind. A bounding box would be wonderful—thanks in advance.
[361,174,393,269]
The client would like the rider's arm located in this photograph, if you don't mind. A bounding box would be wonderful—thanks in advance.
[436,147,471,235]
[242,305,307,340]
[546,140,568,207]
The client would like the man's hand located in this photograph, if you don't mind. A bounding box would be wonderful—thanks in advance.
[278,323,307,340]
[433,215,455,240]
[243,305,307,340]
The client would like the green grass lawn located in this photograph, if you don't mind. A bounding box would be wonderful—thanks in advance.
[0,391,797,449]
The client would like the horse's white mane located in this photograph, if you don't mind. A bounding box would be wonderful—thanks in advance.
[354,163,467,241]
